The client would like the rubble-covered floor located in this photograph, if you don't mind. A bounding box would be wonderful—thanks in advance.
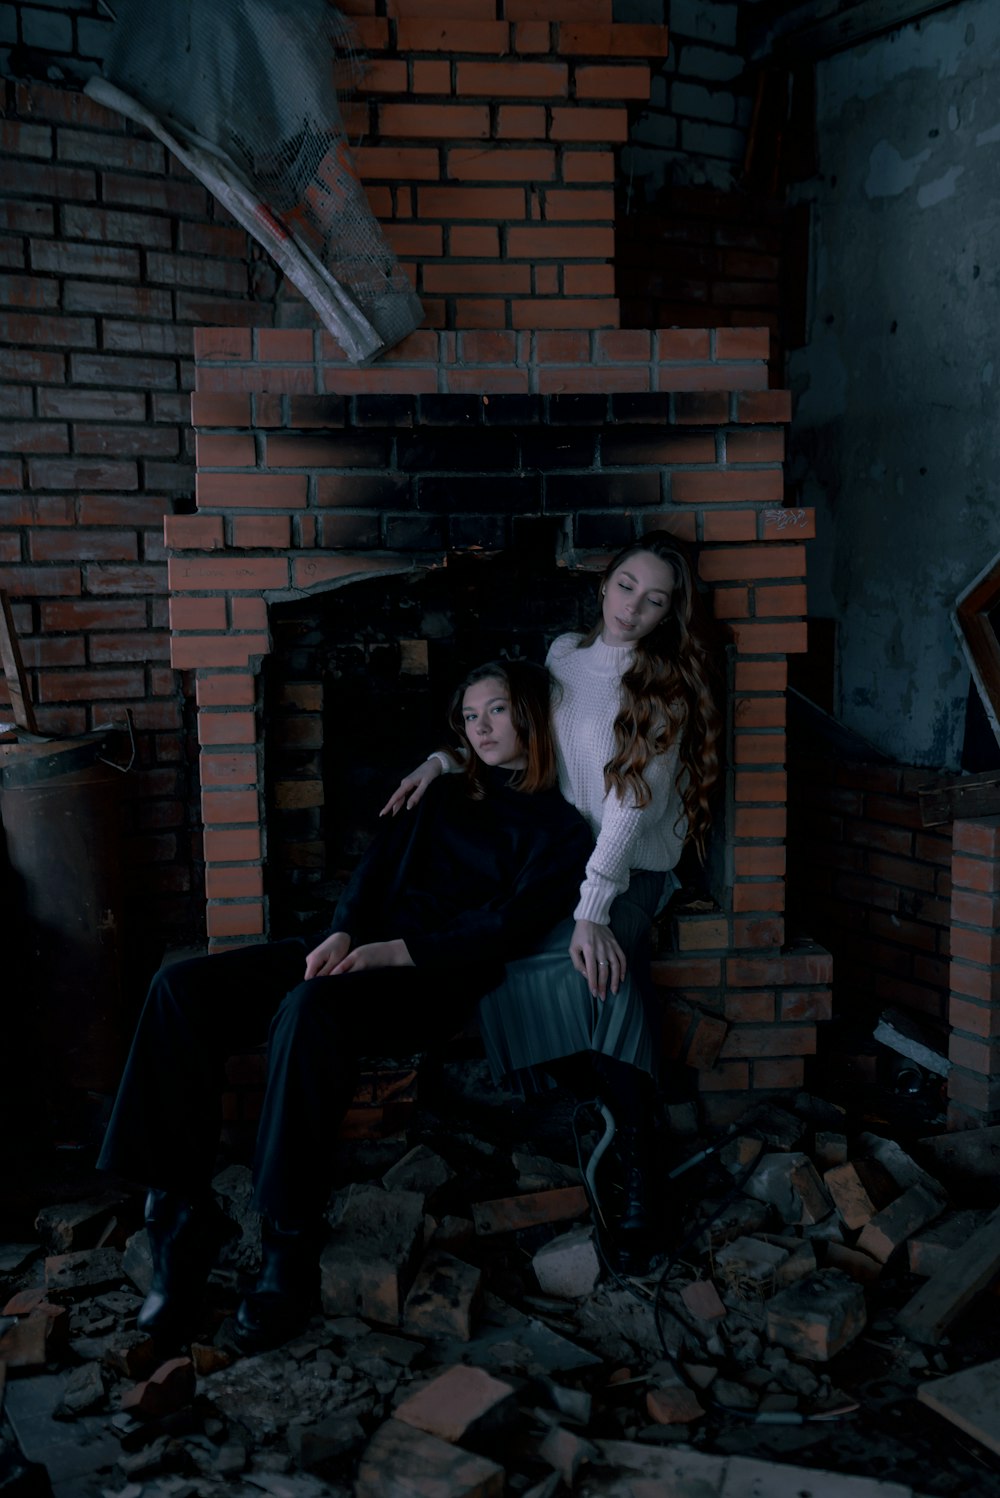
[4,1053,1000,1498]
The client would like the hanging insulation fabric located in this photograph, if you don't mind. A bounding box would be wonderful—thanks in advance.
[86,0,423,363]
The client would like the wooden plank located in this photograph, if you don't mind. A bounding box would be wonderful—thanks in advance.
[896,1203,1000,1344]
[0,589,38,735]
[918,1355,1000,1457]
[918,769,1000,826]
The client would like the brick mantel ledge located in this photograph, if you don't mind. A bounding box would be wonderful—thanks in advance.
[193,327,781,398]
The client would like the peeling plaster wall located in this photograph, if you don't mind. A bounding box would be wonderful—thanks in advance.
[789,0,1000,768]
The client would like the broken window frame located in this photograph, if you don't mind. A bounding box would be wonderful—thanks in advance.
[954,549,1000,747]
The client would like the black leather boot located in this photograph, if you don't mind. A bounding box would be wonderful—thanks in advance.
[606,1124,660,1275]
[137,1188,220,1349]
[233,1219,321,1355]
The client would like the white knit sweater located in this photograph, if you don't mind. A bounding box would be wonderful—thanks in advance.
[547,633,686,925]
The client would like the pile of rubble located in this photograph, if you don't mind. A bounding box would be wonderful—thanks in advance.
[3,1092,1000,1497]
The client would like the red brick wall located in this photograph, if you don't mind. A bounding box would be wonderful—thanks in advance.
[948,818,1000,1128]
[330,0,667,331]
[0,80,278,949]
[616,186,792,368]
[787,755,952,1028]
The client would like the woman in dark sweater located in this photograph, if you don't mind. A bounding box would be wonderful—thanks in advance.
[97,660,591,1354]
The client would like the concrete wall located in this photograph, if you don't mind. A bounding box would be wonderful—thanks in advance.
[789,0,1000,769]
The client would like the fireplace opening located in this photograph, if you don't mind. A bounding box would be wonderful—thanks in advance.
[261,549,726,946]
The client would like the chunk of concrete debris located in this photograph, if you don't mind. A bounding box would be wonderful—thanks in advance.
[531,1227,601,1301]
[856,1132,948,1204]
[714,1236,789,1288]
[539,1424,598,1486]
[320,1185,425,1325]
[851,1156,901,1212]
[356,1417,505,1498]
[680,1279,726,1321]
[102,1329,158,1381]
[646,1383,704,1425]
[815,1132,849,1170]
[431,1215,475,1250]
[44,1247,125,1299]
[743,1153,834,1226]
[211,1162,259,1271]
[287,1414,367,1470]
[720,1135,766,1175]
[213,1442,249,1476]
[119,1356,195,1419]
[699,1196,769,1248]
[34,1191,130,1255]
[740,1103,806,1151]
[513,1152,582,1192]
[472,1187,588,1237]
[908,1210,990,1278]
[574,1287,687,1364]
[760,1235,817,1289]
[349,1330,424,1370]
[537,1378,592,1426]
[917,1123,1000,1186]
[54,1361,107,1418]
[403,1249,482,1341]
[711,1377,758,1411]
[190,1342,233,1377]
[441,1295,601,1380]
[766,1269,866,1362]
[856,1183,944,1265]
[122,1228,152,1297]
[824,1243,882,1285]
[394,1364,518,1446]
[824,1162,878,1231]
[0,1306,67,1371]
[382,1145,455,1199]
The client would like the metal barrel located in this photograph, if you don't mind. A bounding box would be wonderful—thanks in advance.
[0,730,129,1107]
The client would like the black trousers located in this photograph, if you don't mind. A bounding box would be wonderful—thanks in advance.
[96,939,480,1223]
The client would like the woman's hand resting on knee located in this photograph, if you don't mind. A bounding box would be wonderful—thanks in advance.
[331,939,414,974]
[380,757,444,817]
[304,931,351,978]
[305,933,415,977]
[569,919,627,1002]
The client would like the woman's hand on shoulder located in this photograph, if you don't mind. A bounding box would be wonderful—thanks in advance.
[304,931,351,979]
[569,919,627,1002]
[380,757,444,818]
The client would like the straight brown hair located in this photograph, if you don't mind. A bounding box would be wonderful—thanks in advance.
[447,659,558,798]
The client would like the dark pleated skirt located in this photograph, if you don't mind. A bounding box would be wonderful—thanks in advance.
[477,870,668,1091]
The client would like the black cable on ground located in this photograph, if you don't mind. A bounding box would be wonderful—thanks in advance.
[570,1104,859,1426]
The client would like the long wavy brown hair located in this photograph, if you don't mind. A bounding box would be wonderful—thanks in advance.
[578,532,723,858]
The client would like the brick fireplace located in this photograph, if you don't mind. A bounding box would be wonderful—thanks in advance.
[173,324,829,1126]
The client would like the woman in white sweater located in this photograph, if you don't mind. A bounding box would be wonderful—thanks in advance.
[384,533,723,1268]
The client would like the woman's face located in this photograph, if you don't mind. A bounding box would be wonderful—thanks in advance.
[601,550,676,647]
[461,677,527,770]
